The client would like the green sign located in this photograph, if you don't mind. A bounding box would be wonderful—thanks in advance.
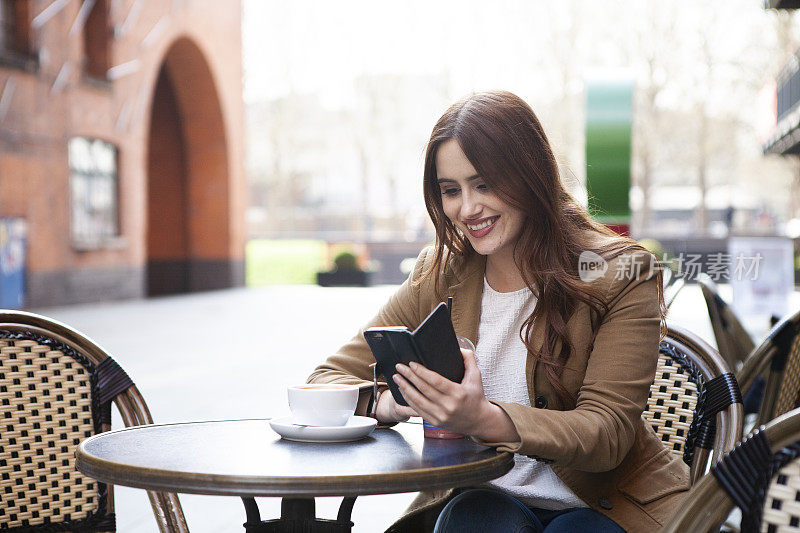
[585,80,633,224]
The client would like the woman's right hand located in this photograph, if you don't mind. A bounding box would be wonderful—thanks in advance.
[375,387,418,424]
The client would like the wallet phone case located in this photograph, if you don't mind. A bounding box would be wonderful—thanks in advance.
[364,302,465,406]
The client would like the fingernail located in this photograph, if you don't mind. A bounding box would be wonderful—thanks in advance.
[393,375,400,382]
[409,361,418,370]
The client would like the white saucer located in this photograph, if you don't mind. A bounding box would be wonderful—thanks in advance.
[269,416,377,443]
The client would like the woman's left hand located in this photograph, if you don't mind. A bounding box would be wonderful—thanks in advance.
[393,347,518,441]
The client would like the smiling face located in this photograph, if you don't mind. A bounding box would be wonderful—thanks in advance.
[435,139,525,267]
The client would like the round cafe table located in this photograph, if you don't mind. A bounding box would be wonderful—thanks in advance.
[76,418,513,532]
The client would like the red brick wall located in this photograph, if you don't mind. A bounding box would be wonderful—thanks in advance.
[147,67,188,262]
[0,0,246,306]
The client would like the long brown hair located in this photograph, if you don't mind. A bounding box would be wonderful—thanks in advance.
[421,90,666,406]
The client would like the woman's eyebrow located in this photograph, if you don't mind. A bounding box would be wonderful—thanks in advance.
[437,174,481,183]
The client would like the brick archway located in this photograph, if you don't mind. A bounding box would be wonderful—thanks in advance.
[146,37,233,296]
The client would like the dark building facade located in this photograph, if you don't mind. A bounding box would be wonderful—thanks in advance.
[764,49,800,154]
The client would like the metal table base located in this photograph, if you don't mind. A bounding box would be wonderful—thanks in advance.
[242,496,357,533]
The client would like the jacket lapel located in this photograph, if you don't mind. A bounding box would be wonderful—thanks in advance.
[446,252,547,400]
[527,310,547,400]
[446,253,484,346]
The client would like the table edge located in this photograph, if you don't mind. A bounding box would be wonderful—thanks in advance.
[76,421,514,497]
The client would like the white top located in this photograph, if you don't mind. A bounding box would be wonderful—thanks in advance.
[476,278,588,510]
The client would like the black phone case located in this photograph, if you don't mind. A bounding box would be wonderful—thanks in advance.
[412,303,465,383]
[364,329,410,406]
[364,302,465,406]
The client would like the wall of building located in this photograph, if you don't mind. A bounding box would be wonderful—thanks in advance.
[0,0,246,307]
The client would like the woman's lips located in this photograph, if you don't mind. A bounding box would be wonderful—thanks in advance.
[465,216,499,238]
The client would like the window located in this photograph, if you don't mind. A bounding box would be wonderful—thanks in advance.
[69,138,120,247]
[0,0,34,68]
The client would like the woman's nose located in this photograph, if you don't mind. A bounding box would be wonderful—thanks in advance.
[460,191,481,219]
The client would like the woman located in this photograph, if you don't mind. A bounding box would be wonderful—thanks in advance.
[308,90,689,533]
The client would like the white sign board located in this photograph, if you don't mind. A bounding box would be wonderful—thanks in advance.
[728,236,794,319]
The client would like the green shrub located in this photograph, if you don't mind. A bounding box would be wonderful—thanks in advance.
[333,251,359,271]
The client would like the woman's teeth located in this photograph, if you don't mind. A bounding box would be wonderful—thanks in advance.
[466,217,497,231]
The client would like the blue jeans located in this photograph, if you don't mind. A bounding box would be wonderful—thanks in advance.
[433,489,626,533]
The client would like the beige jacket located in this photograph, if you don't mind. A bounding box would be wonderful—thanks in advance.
[309,245,690,533]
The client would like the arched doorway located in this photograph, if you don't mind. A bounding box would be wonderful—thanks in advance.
[145,37,233,296]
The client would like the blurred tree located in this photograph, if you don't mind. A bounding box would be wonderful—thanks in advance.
[244,0,800,240]
[627,1,678,233]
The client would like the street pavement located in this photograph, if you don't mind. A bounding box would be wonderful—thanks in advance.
[32,283,799,532]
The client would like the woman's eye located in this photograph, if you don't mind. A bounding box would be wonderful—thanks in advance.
[476,182,489,192]
[441,188,460,197]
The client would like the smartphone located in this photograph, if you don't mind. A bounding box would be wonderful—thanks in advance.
[364,302,465,406]
[364,328,411,406]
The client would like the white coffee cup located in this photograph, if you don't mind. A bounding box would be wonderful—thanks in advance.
[288,383,359,427]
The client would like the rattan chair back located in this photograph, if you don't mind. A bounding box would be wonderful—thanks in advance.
[737,309,800,429]
[697,273,756,369]
[664,277,685,309]
[0,310,188,532]
[662,266,673,289]
[644,324,743,483]
[661,407,800,533]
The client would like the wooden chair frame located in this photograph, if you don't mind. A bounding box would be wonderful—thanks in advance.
[661,407,800,533]
[664,277,685,309]
[696,273,756,369]
[657,324,743,482]
[0,310,188,532]
[664,323,744,481]
[736,309,800,429]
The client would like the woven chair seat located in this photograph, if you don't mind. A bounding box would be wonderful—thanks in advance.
[643,326,742,482]
[644,354,699,457]
[773,334,800,421]
[0,310,188,532]
[737,309,800,432]
[763,456,800,532]
[0,335,111,530]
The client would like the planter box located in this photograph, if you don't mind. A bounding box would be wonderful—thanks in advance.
[316,270,372,287]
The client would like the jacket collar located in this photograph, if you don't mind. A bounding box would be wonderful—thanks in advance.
[445,252,484,345]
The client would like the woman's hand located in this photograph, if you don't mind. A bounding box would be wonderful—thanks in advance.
[375,385,419,424]
[393,347,520,442]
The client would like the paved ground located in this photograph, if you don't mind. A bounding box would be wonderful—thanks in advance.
[32,283,799,532]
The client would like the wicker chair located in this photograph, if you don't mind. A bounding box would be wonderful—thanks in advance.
[0,310,188,532]
[736,309,800,430]
[661,407,800,533]
[662,265,674,290]
[664,276,685,309]
[643,324,744,483]
[696,273,756,369]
